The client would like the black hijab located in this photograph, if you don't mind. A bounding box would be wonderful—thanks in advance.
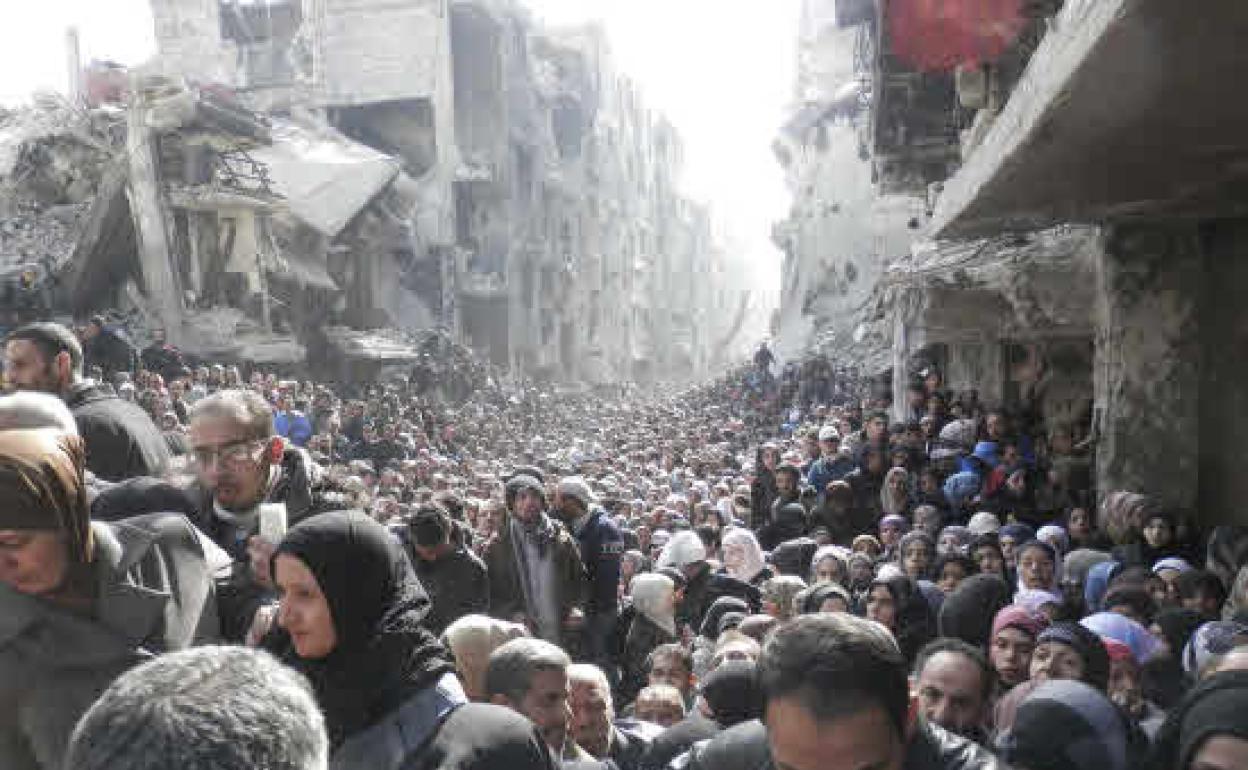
[937,573,1013,649]
[270,510,455,749]
[700,660,764,726]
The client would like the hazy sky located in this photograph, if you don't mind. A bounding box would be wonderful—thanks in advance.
[0,1,796,292]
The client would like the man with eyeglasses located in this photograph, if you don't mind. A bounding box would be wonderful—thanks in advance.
[92,388,339,640]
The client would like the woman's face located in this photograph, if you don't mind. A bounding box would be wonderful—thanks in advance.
[1068,508,1090,537]
[723,542,746,572]
[937,531,962,555]
[937,561,968,595]
[888,474,907,494]
[850,559,874,585]
[275,554,338,660]
[991,628,1036,688]
[815,556,845,585]
[903,543,930,579]
[975,545,1005,576]
[1143,517,1173,549]
[865,585,897,630]
[880,524,902,547]
[1018,547,1056,590]
[0,529,70,597]
[1030,641,1085,684]
[1000,536,1020,566]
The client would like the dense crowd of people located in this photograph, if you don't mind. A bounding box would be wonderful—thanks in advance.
[1,321,1247,770]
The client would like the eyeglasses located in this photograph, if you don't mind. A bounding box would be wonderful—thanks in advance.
[192,439,264,469]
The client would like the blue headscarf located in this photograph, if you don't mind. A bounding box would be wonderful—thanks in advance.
[1083,560,1122,613]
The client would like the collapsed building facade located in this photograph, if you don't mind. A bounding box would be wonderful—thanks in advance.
[780,0,1248,525]
[1,0,741,382]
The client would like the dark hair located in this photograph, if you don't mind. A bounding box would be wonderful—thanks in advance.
[914,638,995,702]
[1176,569,1227,604]
[758,614,908,738]
[647,643,693,676]
[7,322,83,377]
[932,553,979,582]
[409,504,450,547]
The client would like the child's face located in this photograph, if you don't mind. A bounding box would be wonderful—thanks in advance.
[1143,517,1173,548]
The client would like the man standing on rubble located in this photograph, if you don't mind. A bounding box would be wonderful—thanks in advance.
[3,322,170,481]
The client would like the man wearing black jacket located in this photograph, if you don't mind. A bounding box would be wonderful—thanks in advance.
[4,322,170,481]
[404,503,489,635]
[678,614,1002,770]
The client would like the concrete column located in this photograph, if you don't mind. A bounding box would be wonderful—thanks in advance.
[1094,224,1203,516]
[1196,220,1248,525]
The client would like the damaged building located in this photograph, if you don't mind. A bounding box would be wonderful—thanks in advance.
[1,0,736,383]
[783,0,1248,525]
[141,0,737,381]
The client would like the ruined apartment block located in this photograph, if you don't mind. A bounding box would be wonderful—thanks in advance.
[135,0,732,382]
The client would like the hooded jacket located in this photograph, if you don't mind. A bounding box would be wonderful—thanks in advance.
[0,514,223,770]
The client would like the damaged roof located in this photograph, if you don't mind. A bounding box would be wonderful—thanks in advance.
[250,120,402,238]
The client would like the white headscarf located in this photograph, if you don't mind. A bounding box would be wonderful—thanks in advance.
[721,528,766,583]
[657,530,707,570]
[631,573,677,636]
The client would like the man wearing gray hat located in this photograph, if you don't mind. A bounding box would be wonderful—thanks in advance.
[556,476,625,676]
[483,470,587,646]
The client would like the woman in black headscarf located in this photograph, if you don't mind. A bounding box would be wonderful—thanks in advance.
[865,574,935,663]
[269,511,556,770]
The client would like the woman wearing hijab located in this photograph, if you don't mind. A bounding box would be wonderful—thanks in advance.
[995,679,1131,770]
[798,581,853,614]
[621,572,679,705]
[865,574,934,663]
[1152,670,1248,770]
[1030,621,1111,692]
[897,531,936,581]
[937,573,1013,649]
[441,614,529,702]
[0,428,224,770]
[719,528,771,586]
[809,544,849,586]
[269,511,554,769]
[1081,611,1164,665]
[1015,540,1062,598]
[880,467,912,518]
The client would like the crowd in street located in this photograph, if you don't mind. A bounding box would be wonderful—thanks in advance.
[1,320,1247,770]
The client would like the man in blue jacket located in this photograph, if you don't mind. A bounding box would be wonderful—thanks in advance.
[556,476,624,675]
[806,426,854,505]
[272,393,312,447]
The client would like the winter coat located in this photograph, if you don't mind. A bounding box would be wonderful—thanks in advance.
[678,562,760,632]
[66,381,171,482]
[91,445,342,640]
[674,717,1003,770]
[407,546,490,636]
[0,514,223,770]
[482,514,586,645]
[621,613,679,705]
[573,509,625,617]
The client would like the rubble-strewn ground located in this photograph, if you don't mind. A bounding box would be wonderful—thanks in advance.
[0,95,123,281]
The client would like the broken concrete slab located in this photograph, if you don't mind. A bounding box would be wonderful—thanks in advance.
[250,120,402,238]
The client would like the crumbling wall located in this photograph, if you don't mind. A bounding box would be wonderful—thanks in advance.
[1095,224,1202,517]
